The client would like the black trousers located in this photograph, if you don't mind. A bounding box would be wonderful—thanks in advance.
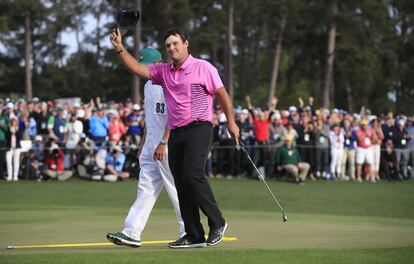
[169,121,225,242]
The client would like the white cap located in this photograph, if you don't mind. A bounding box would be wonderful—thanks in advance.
[6,102,14,108]
[132,104,140,111]
[288,106,297,112]
[112,144,123,153]
[76,109,85,118]
[129,144,137,149]
[73,102,81,108]
[368,115,377,123]
[235,106,242,114]
[107,109,117,116]
[272,111,281,120]
[35,135,43,141]
[50,143,59,151]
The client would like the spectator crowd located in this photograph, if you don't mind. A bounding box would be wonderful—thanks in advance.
[0,96,413,184]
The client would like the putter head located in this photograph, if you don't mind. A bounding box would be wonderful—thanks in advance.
[282,214,288,222]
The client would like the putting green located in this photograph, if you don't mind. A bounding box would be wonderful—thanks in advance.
[0,179,413,264]
[1,208,413,252]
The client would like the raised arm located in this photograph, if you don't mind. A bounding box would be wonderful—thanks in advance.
[110,28,151,80]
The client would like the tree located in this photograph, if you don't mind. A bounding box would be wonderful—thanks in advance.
[0,0,47,99]
[226,0,234,100]
[268,13,286,105]
[24,13,32,100]
[389,0,414,114]
[322,0,337,109]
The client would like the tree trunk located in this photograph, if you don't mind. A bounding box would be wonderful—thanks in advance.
[132,0,142,104]
[75,17,82,53]
[345,79,353,113]
[249,27,261,94]
[24,14,32,100]
[268,15,287,104]
[226,0,234,100]
[163,2,173,35]
[322,1,337,109]
[96,13,101,63]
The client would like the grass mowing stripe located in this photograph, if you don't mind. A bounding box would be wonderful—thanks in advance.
[1,179,413,218]
[1,247,413,264]
[6,237,238,249]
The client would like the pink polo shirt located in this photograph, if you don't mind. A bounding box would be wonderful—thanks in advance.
[148,55,224,129]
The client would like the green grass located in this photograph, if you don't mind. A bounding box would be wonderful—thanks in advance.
[0,179,413,263]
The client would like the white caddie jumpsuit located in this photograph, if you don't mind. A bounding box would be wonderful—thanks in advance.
[122,81,185,241]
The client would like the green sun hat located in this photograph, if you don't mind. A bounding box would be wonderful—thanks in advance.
[139,48,162,64]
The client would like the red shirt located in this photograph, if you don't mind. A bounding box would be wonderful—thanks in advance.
[44,149,64,171]
[254,118,270,142]
[109,121,126,143]
[356,128,373,148]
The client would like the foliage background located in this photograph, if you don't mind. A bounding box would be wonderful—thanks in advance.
[0,0,413,114]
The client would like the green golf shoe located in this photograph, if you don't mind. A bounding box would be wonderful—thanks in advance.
[106,232,141,247]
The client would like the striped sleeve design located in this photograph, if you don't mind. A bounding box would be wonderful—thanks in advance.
[190,83,209,120]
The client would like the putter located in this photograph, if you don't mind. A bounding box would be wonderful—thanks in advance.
[237,140,288,222]
[116,8,140,36]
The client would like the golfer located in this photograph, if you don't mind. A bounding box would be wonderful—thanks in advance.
[107,48,185,247]
[110,28,239,248]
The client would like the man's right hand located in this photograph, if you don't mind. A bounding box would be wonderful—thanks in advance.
[227,122,240,147]
[110,28,123,51]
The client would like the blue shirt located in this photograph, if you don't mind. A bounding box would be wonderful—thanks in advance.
[89,115,109,137]
[127,113,143,135]
[105,153,126,172]
[28,117,37,139]
[343,129,357,149]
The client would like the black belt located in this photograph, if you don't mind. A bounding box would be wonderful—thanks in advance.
[172,120,212,132]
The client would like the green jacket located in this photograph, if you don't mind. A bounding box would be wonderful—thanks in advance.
[0,114,9,141]
[275,144,301,165]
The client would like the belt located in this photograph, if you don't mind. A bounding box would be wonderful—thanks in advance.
[172,120,212,132]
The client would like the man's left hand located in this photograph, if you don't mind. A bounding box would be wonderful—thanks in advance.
[154,144,167,161]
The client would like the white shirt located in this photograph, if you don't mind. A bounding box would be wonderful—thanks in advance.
[329,130,344,149]
[143,81,168,143]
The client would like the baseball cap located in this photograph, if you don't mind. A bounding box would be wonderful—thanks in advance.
[397,119,405,126]
[284,134,294,142]
[50,143,59,151]
[112,144,123,153]
[132,104,140,111]
[139,48,162,64]
[76,109,85,118]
